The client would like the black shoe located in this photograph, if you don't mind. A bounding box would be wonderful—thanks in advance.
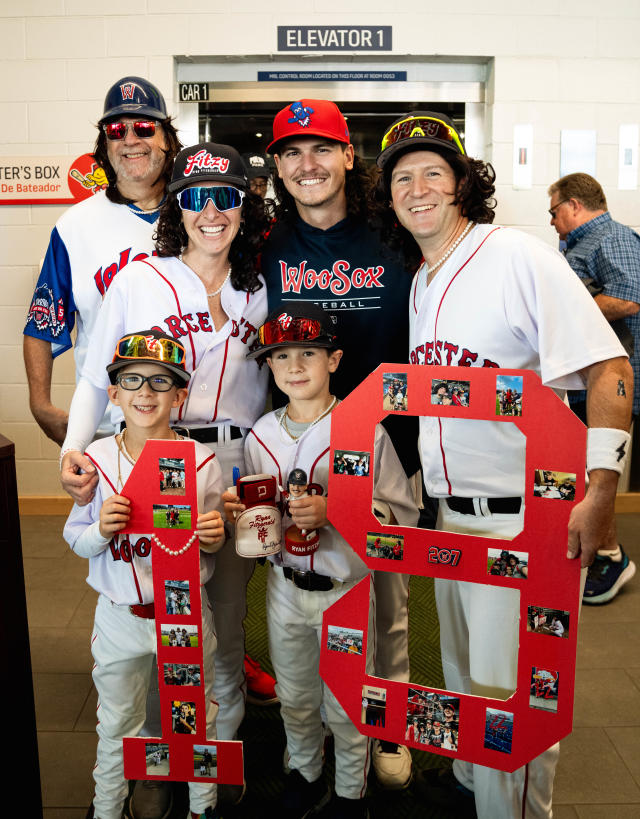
[415,768,477,818]
[127,780,173,819]
[217,781,246,806]
[279,769,331,818]
[317,794,369,818]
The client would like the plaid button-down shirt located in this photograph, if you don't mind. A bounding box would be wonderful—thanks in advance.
[565,212,640,415]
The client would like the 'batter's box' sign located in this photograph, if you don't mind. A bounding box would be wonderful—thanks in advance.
[323,364,585,772]
[277,26,392,51]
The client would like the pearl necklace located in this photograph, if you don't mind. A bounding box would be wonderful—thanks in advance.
[424,221,474,276]
[279,396,338,441]
[127,197,165,215]
[206,268,231,298]
[151,531,198,556]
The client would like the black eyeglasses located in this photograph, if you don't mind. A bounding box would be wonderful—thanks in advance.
[115,373,178,391]
[548,199,569,218]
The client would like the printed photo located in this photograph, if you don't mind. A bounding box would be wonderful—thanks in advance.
[333,450,370,477]
[194,744,218,778]
[366,532,404,561]
[533,470,576,501]
[327,625,364,655]
[527,607,569,638]
[530,668,559,713]
[405,688,460,751]
[145,742,170,776]
[160,624,199,648]
[172,700,196,735]
[431,379,470,408]
[496,375,523,416]
[164,580,191,615]
[484,708,514,754]
[383,372,408,412]
[487,548,529,579]
[361,684,387,728]
[159,457,186,495]
[164,663,201,686]
[153,503,192,529]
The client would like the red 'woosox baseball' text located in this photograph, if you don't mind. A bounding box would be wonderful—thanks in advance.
[410,339,499,368]
[280,259,384,296]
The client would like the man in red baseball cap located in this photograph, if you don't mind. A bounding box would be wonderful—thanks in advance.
[261,99,421,794]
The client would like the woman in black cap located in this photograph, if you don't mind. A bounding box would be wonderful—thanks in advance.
[59,143,274,793]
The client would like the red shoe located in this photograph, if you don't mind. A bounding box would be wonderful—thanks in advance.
[244,654,278,706]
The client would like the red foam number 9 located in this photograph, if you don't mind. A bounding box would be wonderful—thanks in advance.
[322,365,584,772]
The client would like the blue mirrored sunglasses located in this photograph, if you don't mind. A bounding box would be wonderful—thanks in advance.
[176,186,244,213]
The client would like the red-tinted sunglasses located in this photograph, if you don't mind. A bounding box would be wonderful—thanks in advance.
[103,120,158,141]
[258,316,333,346]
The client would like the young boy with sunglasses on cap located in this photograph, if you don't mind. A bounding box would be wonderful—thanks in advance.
[223,304,418,818]
[63,329,226,819]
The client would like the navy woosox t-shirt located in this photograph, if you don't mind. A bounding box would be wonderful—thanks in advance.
[261,215,413,401]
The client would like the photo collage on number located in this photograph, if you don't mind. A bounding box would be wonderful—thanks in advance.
[361,684,387,728]
[327,625,364,656]
[193,744,218,779]
[383,372,408,412]
[527,606,570,638]
[530,667,559,713]
[164,579,191,615]
[161,623,199,648]
[159,457,186,495]
[405,688,460,752]
[164,662,201,687]
[533,469,576,501]
[366,531,404,562]
[487,547,529,579]
[430,378,470,408]
[495,375,523,416]
[484,708,514,754]
[153,503,192,529]
[172,700,197,735]
[145,742,170,776]
[333,449,370,477]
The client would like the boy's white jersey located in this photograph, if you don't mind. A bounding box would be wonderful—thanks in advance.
[63,435,223,605]
[245,409,419,582]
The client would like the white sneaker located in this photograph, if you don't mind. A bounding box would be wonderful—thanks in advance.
[372,740,413,789]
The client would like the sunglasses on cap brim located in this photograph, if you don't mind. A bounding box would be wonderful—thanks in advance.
[176,186,245,213]
[113,334,186,366]
[258,317,334,347]
[103,121,157,140]
[381,115,465,155]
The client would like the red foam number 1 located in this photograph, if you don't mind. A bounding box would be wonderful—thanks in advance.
[323,365,584,772]
[118,439,244,785]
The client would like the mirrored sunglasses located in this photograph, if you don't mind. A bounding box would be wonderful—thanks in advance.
[115,373,177,392]
[381,115,465,155]
[114,334,186,366]
[176,186,244,213]
[258,317,331,346]
[103,120,157,140]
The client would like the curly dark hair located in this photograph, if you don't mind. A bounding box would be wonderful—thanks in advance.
[272,148,375,224]
[370,147,497,271]
[154,190,269,294]
[92,117,182,204]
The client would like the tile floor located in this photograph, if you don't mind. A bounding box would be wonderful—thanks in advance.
[26,513,640,818]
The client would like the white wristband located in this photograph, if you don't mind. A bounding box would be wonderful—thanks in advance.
[586,427,631,474]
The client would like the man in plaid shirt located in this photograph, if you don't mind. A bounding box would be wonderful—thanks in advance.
[549,171,639,604]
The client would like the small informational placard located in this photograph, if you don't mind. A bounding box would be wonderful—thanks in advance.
[277,25,392,51]
[258,71,406,82]
[513,124,533,190]
[618,123,639,190]
[560,130,597,178]
[0,154,107,206]
[178,83,209,103]
[323,365,585,773]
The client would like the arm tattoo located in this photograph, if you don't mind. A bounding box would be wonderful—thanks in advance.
[617,380,626,397]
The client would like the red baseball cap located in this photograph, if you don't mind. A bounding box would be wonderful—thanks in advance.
[267,99,350,154]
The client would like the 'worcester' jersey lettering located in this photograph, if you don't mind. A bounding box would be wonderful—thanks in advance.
[409,339,500,368]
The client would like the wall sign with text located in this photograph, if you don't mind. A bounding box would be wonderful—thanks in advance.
[0,154,106,206]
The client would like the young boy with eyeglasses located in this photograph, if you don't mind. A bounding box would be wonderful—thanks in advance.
[63,329,226,819]
[223,303,418,818]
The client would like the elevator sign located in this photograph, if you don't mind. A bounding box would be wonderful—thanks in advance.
[178,83,209,102]
[277,26,392,51]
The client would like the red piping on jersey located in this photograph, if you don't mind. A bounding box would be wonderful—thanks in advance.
[522,763,529,818]
[211,337,230,422]
[139,258,197,423]
[307,446,330,572]
[196,453,217,472]
[430,227,503,495]
[86,453,117,494]
[249,430,283,486]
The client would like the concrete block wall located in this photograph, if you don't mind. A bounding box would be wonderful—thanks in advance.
[1,1,639,497]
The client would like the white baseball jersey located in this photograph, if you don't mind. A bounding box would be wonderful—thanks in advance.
[70,255,268,439]
[410,224,626,498]
[24,191,159,376]
[63,435,223,605]
[245,409,418,581]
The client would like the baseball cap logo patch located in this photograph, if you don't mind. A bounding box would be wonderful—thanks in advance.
[120,82,145,100]
[288,101,314,129]
[278,312,293,329]
[145,335,158,351]
[183,150,230,177]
